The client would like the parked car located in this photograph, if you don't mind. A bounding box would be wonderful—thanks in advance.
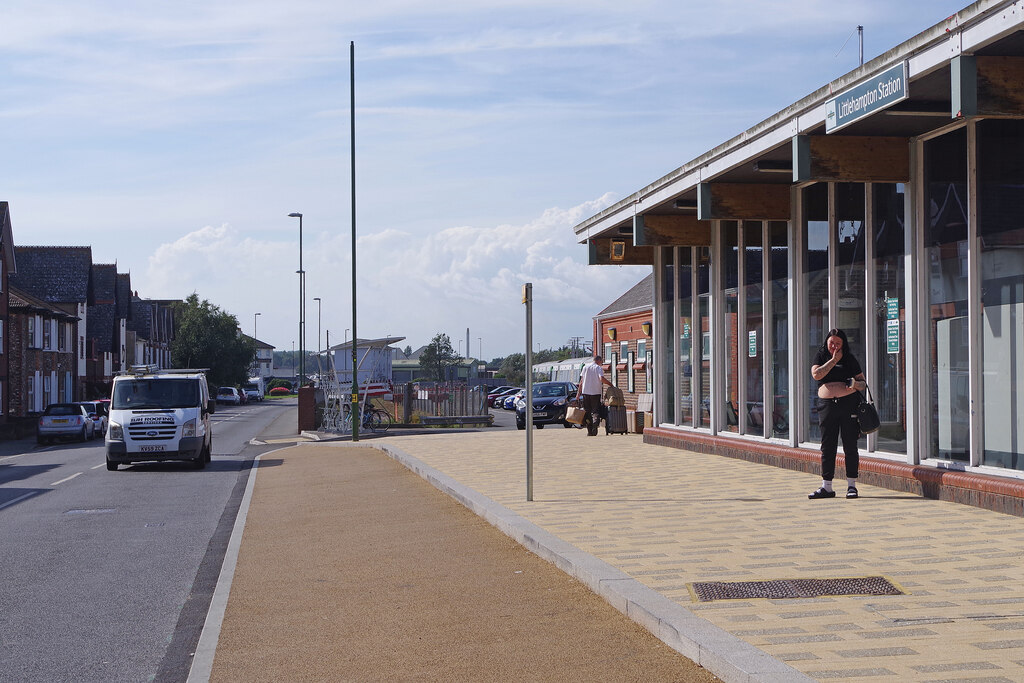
[216,386,242,405]
[503,389,525,410]
[490,387,520,407]
[37,403,96,444]
[515,382,578,430]
[77,400,109,436]
[486,386,515,403]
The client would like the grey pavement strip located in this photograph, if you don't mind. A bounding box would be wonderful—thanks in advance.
[186,447,286,683]
[376,442,814,683]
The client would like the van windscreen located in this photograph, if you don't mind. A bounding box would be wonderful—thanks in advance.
[112,379,200,410]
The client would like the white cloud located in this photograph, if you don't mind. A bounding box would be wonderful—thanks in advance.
[138,196,645,357]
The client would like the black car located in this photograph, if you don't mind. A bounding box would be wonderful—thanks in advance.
[515,381,578,429]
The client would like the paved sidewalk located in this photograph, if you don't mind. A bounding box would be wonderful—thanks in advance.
[200,428,1024,682]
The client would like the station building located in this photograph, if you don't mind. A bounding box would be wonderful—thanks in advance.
[573,0,1024,495]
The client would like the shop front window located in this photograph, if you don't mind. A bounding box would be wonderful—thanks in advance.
[697,247,712,429]
[873,183,908,454]
[744,221,764,436]
[677,248,693,425]
[925,127,969,462]
[660,248,675,424]
[769,221,790,438]
[978,119,1024,470]
[803,183,829,442]
[722,222,740,433]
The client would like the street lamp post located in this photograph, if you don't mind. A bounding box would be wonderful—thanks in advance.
[313,297,322,353]
[288,212,304,385]
[254,312,261,375]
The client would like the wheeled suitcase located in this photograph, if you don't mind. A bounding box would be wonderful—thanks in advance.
[605,405,628,435]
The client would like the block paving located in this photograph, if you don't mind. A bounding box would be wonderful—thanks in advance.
[366,428,1024,682]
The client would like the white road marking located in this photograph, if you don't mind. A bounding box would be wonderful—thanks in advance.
[50,472,83,486]
[0,453,28,462]
[90,463,106,470]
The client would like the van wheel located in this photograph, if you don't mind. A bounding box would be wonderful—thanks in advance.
[192,454,207,470]
[106,459,118,471]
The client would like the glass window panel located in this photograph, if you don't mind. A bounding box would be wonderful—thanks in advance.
[803,183,829,442]
[769,221,790,438]
[722,222,740,433]
[677,248,693,425]
[697,247,712,428]
[978,119,1024,469]
[925,128,969,462]
[660,248,675,423]
[744,221,764,436]
[873,183,908,453]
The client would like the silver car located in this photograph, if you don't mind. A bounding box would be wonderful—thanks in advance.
[37,403,96,444]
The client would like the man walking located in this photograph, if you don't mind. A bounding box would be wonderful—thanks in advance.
[576,355,614,436]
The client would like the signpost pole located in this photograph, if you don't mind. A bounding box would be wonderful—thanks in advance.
[523,283,533,501]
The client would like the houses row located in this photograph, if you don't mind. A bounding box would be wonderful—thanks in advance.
[0,202,179,437]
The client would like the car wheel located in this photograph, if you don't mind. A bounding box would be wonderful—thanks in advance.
[106,458,118,471]
[79,426,88,442]
[516,422,525,430]
[536,424,544,429]
[37,435,46,445]
[563,421,573,428]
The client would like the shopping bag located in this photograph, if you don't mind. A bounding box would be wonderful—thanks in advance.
[565,403,585,425]
[857,386,881,434]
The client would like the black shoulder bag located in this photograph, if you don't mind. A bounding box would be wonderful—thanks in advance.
[857,385,881,435]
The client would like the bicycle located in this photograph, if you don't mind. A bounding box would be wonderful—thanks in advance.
[340,403,393,433]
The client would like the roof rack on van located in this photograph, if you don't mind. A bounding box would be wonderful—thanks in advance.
[118,365,210,376]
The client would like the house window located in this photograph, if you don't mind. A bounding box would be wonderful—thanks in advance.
[43,319,52,350]
[80,336,85,360]
[43,375,51,405]
[28,316,37,349]
[0,319,4,354]
[58,322,67,352]
[27,375,35,412]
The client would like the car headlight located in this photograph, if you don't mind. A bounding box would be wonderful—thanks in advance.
[109,422,123,440]
[553,398,567,406]
[182,418,196,438]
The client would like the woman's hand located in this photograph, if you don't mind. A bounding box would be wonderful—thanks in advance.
[831,347,843,363]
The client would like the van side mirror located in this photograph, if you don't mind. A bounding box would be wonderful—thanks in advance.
[207,399,217,415]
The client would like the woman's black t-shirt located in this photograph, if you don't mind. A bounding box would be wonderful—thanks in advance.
[813,347,862,387]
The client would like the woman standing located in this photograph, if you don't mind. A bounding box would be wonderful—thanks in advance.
[809,328,866,499]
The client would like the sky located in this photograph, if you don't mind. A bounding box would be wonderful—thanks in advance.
[0,0,971,361]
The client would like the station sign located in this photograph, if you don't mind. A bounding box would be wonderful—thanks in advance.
[826,62,908,133]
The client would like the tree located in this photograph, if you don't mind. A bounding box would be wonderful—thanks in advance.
[419,333,460,381]
[498,353,526,385]
[170,293,256,389]
[403,345,412,358]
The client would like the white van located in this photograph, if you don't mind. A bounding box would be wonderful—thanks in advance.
[105,366,216,471]
[242,376,265,402]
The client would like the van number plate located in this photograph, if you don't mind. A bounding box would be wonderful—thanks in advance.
[140,445,166,452]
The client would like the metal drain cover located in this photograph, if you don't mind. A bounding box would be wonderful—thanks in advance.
[689,576,904,602]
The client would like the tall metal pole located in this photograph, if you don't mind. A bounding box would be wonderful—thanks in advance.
[313,297,322,352]
[289,212,304,386]
[350,41,359,442]
[858,25,864,66]
[523,283,533,501]
[254,312,261,375]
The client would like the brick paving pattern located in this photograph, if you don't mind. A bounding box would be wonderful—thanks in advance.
[366,429,1024,682]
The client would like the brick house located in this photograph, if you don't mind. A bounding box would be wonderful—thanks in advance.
[127,296,176,368]
[8,286,79,420]
[9,246,93,403]
[592,274,654,412]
